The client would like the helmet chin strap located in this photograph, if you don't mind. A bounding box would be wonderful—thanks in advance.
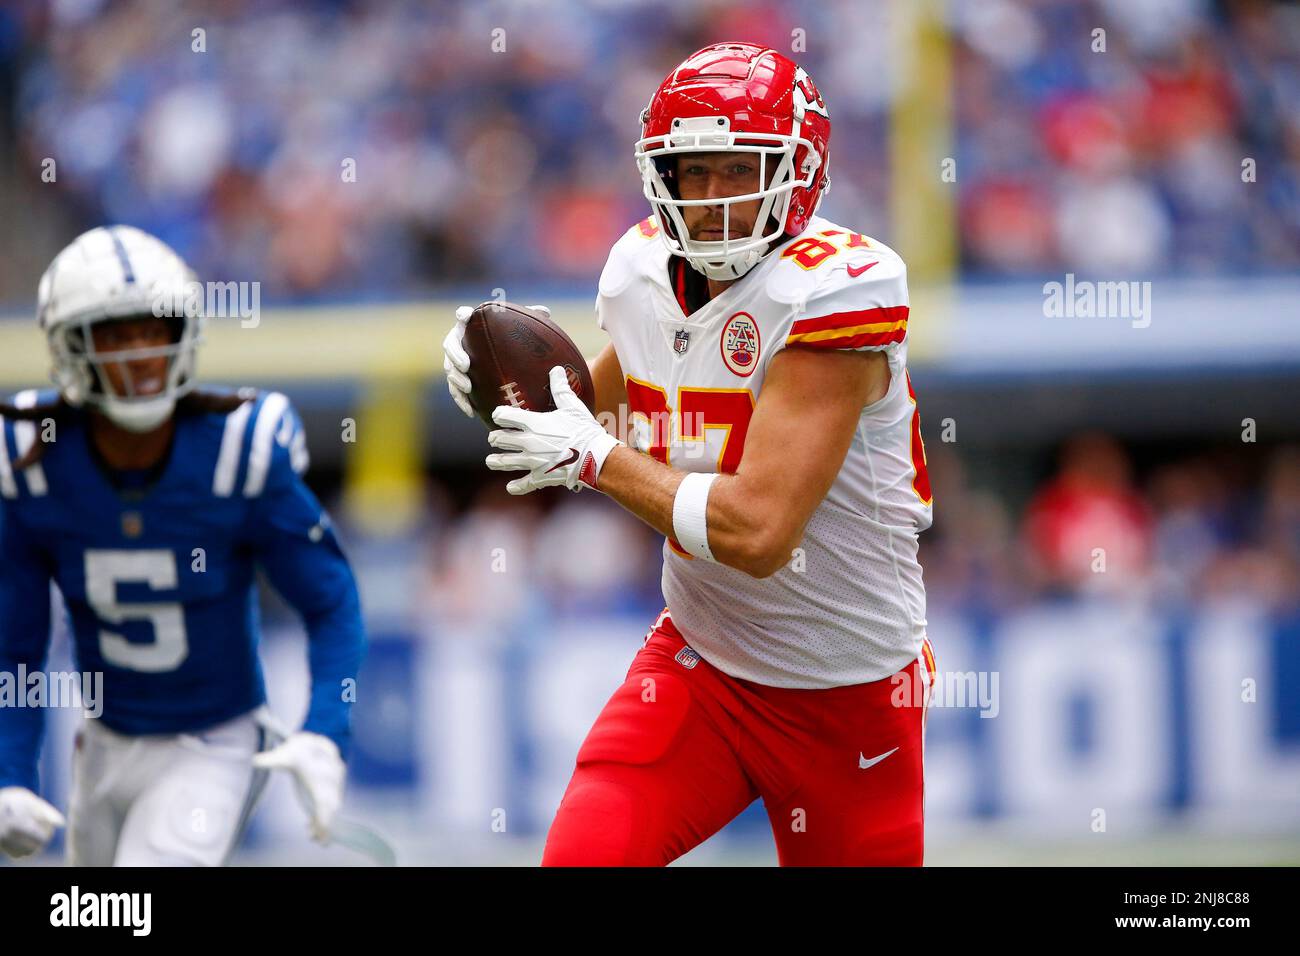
[683,208,786,281]
[685,244,765,281]
[95,395,176,433]
[83,356,181,432]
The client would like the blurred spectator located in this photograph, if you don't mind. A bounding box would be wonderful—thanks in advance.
[396,435,1300,642]
[2,0,1296,306]
[1022,432,1153,596]
[917,445,1025,613]
[1148,456,1231,602]
[952,0,1300,277]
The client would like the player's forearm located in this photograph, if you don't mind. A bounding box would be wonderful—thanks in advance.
[260,526,366,756]
[0,582,52,790]
[594,446,682,536]
[0,657,45,791]
[299,585,365,757]
[0,729,42,792]
[597,447,799,577]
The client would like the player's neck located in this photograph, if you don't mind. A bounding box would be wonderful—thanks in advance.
[676,258,737,312]
[89,411,175,471]
[706,277,736,301]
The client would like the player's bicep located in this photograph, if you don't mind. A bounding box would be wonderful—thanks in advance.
[589,341,628,428]
[253,479,350,594]
[733,347,884,529]
[0,504,50,632]
[244,410,356,618]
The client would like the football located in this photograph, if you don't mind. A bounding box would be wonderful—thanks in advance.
[462,300,596,429]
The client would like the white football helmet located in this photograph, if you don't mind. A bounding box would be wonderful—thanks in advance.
[36,225,204,432]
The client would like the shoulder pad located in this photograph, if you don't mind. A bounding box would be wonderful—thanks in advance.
[771,231,910,352]
[598,216,665,299]
[766,230,907,311]
[212,390,307,499]
[0,389,54,499]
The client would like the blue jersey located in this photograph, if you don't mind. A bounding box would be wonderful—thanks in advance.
[0,389,366,791]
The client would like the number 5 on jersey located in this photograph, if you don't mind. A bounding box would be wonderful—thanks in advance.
[84,549,189,673]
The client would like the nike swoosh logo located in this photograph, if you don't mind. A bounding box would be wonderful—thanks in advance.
[546,447,580,473]
[847,261,879,278]
[859,746,898,770]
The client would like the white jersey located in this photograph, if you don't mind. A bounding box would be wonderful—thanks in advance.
[595,214,932,688]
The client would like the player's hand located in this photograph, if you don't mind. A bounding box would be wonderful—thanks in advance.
[252,732,345,845]
[443,302,554,418]
[0,786,65,859]
[486,365,622,494]
[443,305,476,418]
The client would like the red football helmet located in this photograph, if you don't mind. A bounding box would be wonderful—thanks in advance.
[635,42,832,280]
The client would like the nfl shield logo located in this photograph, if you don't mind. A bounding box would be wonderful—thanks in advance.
[674,645,700,669]
[121,511,143,539]
[673,329,690,355]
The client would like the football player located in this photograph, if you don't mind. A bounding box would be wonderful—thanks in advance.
[0,226,365,865]
[445,42,936,866]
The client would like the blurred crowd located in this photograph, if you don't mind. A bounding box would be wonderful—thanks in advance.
[955,0,1300,276]
[311,436,1300,639]
[0,0,1294,626]
[924,436,1300,613]
[1,0,1297,306]
[418,484,668,629]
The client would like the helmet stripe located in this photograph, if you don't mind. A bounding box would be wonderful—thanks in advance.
[107,226,136,285]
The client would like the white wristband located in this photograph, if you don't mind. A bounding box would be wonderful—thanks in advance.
[672,472,719,562]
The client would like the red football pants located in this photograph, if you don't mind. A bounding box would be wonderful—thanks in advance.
[542,611,937,866]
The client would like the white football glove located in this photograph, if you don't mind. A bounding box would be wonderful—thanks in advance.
[252,732,345,844]
[443,302,553,418]
[0,786,65,859]
[442,305,476,418]
[486,365,622,494]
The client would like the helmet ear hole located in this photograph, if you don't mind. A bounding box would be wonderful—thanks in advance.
[65,326,87,355]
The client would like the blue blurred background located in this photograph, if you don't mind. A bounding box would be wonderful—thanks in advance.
[1,0,1298,864]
